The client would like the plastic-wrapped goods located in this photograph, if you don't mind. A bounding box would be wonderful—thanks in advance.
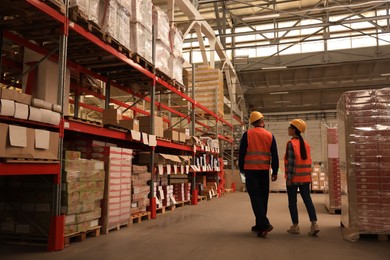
[169,26,183,57]
[100,0,131,50]
[155,41,171,77]
[169,54,184,84]
[70,0,100,25]
[131,0,152,31]
[152,6,170,47]
[130,22,153,63]
[337,88,390,241]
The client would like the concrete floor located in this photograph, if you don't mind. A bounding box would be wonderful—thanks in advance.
[0,192,389,260]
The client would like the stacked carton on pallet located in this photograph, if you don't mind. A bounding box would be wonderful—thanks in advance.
[324,128,341,213]
[130,0,153,63]
[131,165,151,214]
[62,156,105,235]
[90,146,133,234]
[153,6,171,77]
[338,88,390,239]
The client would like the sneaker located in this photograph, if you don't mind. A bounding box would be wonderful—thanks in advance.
[308,224,320,236]
[251,226,259,232]
[287,225,300,234]
[257,224,273,238]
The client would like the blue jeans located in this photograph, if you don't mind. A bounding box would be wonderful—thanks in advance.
[287,183,317,224]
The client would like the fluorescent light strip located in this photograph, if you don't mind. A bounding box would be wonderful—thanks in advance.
[274,100,291,103]
[270,91,289,95]
[262,66,287,70]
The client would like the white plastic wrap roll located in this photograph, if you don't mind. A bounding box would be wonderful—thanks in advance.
[0,99,15,116]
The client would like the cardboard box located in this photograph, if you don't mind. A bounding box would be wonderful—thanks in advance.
[119,119,139,131]
[164,129,179,141]
[102,108,122,125]
[14,103,29,120]
[0,88,17,100]
[0,123,34,158]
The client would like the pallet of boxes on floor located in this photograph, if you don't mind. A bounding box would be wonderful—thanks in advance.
[62,151,105,246]
[130,165,151,224]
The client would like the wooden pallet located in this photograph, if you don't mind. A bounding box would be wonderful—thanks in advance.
[175,200,191,208]
[64,226,101,247]
[156,204,176,214]
[224,188,233,194]
[104,222,130,234]
[197,195,207,202]
[132,53,154,72]
[130,211,151,224]
[66,116,102,127]
[156,136,172,142]
[41,0,66,14]
[325,204,341,214]
[104,124,129,132]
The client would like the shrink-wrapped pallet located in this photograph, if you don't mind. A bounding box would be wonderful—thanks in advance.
[130,22,153,63]
[338,88,390,241]
[152,6,170,47]
[100,0,131,50]
[169,54,184,84]
[169,26,183,57]
[155,41,171,77]
[131,0,152,31]
[70,0,100,25]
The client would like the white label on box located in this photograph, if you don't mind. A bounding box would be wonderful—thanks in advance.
[142,133,149,145]
[158,164,164,175]
[328,144,339,158]
[9,125,27,147]
[149,135,157,147]
[174,165,178,174]
[131,130,141,141]
[0,99,15,116]
[167,164,171,175]
[35,129,50,149]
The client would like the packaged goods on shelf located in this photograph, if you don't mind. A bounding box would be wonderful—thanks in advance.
[0,123,59,160]
[152,6,170,47]
[0,88,32,105]
[69,0,100,25]
[62,158,105,235]
[137,115,164,137]
[184,65,224,117]
[169,26,184,57]
[338,88,390,239]
[0,176,54,237]
[169,54,184,85]
[100,0,131,50]
[23,49,70,115]
[131,0,152,31]
[155,41,171,77]
[130,22,153,63]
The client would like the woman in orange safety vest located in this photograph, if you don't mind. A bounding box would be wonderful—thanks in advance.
[284,119,320,236]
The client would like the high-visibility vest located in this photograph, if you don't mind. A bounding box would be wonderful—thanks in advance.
[244,127,273,170]
[284,138,312,183]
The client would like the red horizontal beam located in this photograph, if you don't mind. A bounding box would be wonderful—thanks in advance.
[0,163,60,176]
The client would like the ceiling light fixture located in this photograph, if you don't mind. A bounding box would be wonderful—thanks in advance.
[262,66,287,70]
[242,13,280,22]
[270,91,289,95]
[381,73,390,77]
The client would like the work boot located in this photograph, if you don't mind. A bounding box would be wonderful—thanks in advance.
[251,226,259,232]
[287,224,300,234]
[257,224,273,238]
[308,223,320,236]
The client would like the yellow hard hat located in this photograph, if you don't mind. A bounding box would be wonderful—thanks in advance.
[249,111,264,124]
[290,119,306,133]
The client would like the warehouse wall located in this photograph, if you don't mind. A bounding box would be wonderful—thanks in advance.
[265,118,338,166]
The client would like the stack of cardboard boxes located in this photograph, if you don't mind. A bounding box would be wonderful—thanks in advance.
[338,88,390,236]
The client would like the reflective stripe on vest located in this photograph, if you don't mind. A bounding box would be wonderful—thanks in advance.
[284,138,312,183]
[244,128,273,170]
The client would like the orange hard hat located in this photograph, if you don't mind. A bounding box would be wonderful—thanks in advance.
[249,111,264,124]
[290,119,307,133]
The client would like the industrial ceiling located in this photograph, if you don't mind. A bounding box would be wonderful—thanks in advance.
[153,0,390,119]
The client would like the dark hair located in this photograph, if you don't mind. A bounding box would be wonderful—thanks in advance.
[291,125,308,160]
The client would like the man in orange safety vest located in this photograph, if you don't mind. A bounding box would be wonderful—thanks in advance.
[239,111,279,238]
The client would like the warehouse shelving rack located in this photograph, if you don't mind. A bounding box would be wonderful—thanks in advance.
[0,0,242,251]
